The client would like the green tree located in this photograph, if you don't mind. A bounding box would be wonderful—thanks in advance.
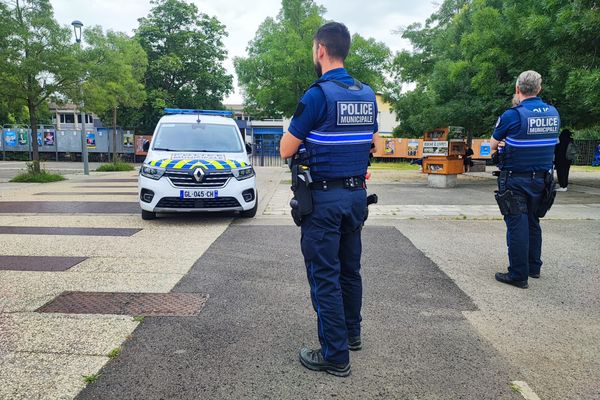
[82,27,147,160]
[0,0,80,170]
[387,0,600,137]
[133,0,232,132]
[235,0,391,118]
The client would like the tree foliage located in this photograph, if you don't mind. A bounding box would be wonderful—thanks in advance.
[235,0,391,118]
[81,26,148,159]
[132,0,232,132]
[0,0,80,167]
[83,27,147,117]
[387,0,600,137]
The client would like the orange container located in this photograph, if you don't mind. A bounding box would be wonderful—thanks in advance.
[422,156,464,175]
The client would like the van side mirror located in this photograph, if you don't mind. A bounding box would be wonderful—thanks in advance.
[142,140,150,152]
[245,143,252,155]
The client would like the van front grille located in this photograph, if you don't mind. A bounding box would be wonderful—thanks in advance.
[165,170,232,188]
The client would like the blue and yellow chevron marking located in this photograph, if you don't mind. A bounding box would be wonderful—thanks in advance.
[148,159,248,170]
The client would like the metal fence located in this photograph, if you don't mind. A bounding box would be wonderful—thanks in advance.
[247,129,285,167]
[573,139,600,166]
[1,124,138,162]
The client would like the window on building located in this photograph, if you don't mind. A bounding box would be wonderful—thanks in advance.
[61,114,75,124]
[77,114,93,124]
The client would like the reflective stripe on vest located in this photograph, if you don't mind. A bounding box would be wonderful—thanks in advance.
[306,131,374,145]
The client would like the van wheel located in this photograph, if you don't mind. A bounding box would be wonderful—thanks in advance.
[142,210,156,220]
[240,195,258,218]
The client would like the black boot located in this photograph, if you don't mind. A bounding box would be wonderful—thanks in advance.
[299,348,351,377]
[495,272,528,289]
[348,336,362,351]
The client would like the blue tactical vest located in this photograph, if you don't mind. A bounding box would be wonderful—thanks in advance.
[502,102,560,173]
[304,79,377,181]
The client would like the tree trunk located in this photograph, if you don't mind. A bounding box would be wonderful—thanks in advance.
[28,98,40,173]
[112,106,118,162]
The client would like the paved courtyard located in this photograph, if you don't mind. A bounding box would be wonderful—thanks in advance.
[0,161,599,399]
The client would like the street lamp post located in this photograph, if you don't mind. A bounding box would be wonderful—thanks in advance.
[71,20,89,175]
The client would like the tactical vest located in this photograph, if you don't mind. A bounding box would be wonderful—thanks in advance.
[304,79,377,181]
[502,101,560,172]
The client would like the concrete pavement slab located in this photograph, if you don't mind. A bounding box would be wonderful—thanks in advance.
[393,219,600,399]
[0,352,108,400]
[0,313,138,356]
[77,226,520,400]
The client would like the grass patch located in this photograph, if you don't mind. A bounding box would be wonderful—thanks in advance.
[107,347,121,359]
[82,374,100,384]
[10,162,65,183]
[509,382,521,393]
[369,161,420,171]
[572,165,600,173]
[96,161,135,172]
[132,316,145,322]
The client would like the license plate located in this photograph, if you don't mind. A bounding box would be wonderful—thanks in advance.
[179,190,218,199]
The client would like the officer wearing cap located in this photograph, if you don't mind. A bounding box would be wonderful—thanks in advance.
[491,70,560,289]
[280,22,378,377]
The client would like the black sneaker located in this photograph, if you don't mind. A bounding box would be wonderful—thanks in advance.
[495,272,528,289]
[348,336,362,351]
[299,348,351,377]
[529,273,540,279]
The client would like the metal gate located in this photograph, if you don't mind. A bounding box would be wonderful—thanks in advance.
[249,127,285,167]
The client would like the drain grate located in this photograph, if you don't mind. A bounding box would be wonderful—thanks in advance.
[36,292,208,316]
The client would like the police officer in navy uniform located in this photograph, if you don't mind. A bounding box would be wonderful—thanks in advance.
[491,70,560,289]
[280,22,378,377]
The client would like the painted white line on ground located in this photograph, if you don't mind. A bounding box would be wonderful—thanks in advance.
[511,381,541,400]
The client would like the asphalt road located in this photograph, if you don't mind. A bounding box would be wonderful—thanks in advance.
[78,225,520,400]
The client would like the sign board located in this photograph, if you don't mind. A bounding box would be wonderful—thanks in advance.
[448,126,465,136]
[86,132,96,149]
[480,141,491,157]
[407,141,419,157]
[4,130,17,147]
[423,140,449,156]
[384,138,395,155]
[135,135,153,156]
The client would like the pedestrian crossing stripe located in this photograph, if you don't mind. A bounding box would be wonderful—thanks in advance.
[148,159,248,170]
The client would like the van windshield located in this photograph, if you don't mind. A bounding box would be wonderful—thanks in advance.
[152,123,243,152]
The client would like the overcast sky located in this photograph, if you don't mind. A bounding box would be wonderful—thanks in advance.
[50,0,438,104]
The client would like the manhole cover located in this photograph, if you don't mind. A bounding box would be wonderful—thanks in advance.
[37,292,208,316]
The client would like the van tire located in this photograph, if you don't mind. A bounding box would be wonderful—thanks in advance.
[142,209,157,220]
[240,195,258,218]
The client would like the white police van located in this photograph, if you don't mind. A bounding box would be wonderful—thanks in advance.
[138,109,257,220]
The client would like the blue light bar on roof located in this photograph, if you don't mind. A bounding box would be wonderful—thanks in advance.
[163,108,233,117]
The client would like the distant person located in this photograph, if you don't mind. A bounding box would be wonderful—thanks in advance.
[491,70,560,289]
[554,129,574,191]
[463,145,474,172]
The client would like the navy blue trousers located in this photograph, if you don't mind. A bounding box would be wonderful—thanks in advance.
[501,175,546,281]
[300,187,366,364]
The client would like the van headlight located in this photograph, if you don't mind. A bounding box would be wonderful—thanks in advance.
[140,165,165,180]
[232,166,255,180]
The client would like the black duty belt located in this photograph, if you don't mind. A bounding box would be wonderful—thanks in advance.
[493,170,549,178]
[310,176,365,191]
